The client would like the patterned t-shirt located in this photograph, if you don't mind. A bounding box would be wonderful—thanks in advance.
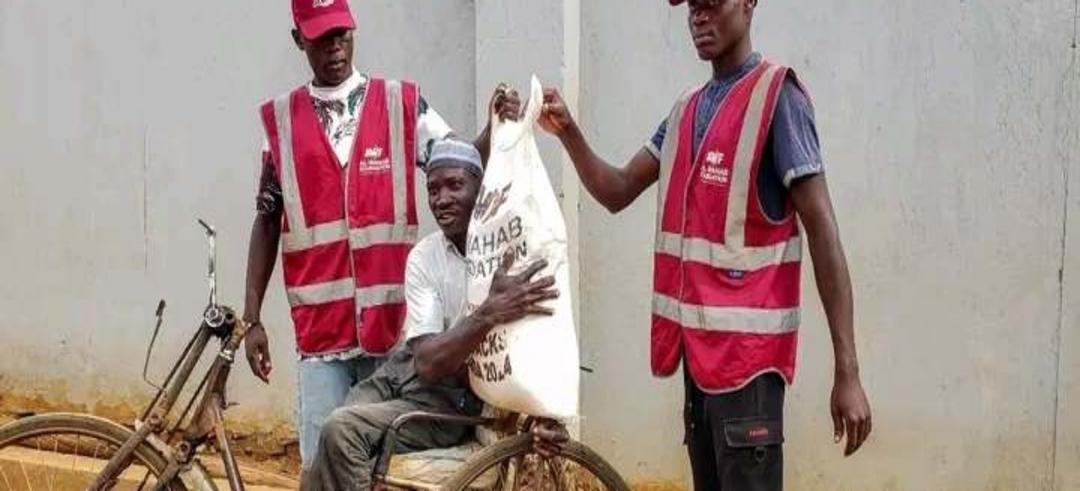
[256,68,452,215]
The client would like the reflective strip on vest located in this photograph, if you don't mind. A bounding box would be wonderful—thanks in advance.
[655,232,801,271]
[273,95,307,236]
[286,281,407,309]
[349,223,418,248]
[723,64,783,249]
[281,222,418,254]
[356,284,406,308]
[275,82,414,254]
[653,294,799,334]
[386,80,408,226]
[282,220,348,253]
[286,278,354,307]
[655,87,697,224]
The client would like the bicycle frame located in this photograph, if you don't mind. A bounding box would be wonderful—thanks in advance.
[87,220,251,491]
[372,411,494,486]
[372,412,548,488]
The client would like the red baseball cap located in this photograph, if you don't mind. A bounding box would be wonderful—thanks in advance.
[668,0,761,4]
[293,0,356,40]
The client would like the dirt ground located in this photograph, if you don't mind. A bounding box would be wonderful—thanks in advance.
[0,391,685,490]
[0,390,301,487]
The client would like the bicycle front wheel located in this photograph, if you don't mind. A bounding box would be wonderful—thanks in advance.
[0,413,187,491]
[443,434,630,491]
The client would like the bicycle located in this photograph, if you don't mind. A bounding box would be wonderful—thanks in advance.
[0,221,631,491]
[373,412,630,491]
[0,220,251,490]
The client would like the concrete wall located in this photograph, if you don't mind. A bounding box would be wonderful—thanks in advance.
[576,5,695,486]
[577,1,1080,490]
[1,0,1078,489]
[1054,6,1080,489]
[475,0,583,336]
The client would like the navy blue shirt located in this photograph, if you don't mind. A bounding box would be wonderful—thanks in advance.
[646,53,823,221]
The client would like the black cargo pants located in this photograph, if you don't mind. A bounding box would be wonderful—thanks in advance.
[684,369,785,491]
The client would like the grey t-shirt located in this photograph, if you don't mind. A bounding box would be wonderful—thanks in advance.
[645,52,823,221]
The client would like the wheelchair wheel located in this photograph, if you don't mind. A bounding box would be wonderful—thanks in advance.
[442,434,629,491]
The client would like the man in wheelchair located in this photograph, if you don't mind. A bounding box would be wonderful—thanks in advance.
[303,137,566,491]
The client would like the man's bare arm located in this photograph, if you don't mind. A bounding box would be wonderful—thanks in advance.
[243,163,282,383]
[244,213,280,322]
[790,174,871,456]
[474,84,523,163]
[411,257,556,384]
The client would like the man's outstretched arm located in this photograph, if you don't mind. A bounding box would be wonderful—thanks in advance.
[540,88,660,213]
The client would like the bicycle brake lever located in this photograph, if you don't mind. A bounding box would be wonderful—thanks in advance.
[142,299,167,390]
[197,218,215,236]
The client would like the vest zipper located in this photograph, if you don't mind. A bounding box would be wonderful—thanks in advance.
[677,92,723,320]
[676,62,765,317]
[343,159,363,351]
[341,93,368,352]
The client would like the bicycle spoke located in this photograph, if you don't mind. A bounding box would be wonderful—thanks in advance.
[548,455,577,491]
[543,457,558,491]
[0,419,181,491]
[39,436,51,491]
[509,455,523,491]
[135,469,152,491]
[91,441,105,488]
[35,437,43,491]
[46,436,58,491]
[18,460,30,491]
[72,435,80,474]
[492,455,515,491]
[0,463,14,491]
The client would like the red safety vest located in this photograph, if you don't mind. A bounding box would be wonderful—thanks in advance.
[260,78,418,357]
[652,60,805,393]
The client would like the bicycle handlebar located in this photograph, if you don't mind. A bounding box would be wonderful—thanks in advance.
[197,218,217,307]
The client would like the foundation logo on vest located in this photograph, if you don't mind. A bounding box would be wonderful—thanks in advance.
[359,145,391,174]
[700,150,730,185]
[312,0,334,7]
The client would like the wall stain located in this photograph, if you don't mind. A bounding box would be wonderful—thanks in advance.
[1072,0,1078,49]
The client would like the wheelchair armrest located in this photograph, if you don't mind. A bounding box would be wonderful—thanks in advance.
[373,411,493,483]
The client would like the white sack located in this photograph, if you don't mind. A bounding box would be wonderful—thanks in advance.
[465,75,579,419]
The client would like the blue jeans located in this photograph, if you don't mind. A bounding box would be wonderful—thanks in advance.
[297,355,381,469]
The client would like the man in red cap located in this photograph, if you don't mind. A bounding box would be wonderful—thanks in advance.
[242,0,518,474]
[539,0,872,489]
